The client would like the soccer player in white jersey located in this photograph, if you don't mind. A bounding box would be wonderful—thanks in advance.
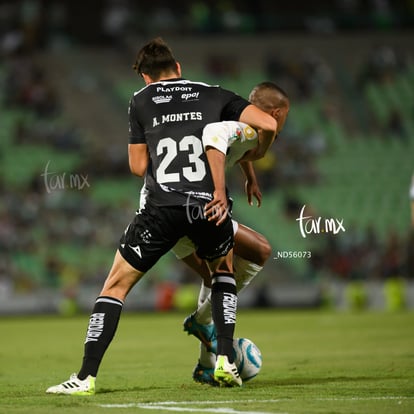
[178,82,290,384]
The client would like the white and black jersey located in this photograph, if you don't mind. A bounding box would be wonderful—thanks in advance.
[128,78,250,207]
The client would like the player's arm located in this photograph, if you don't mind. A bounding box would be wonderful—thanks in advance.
[204,147,228,226]
[128,143,149,177]
[238,104,277,160]
[128,96,149,177]
[239,161,262,207]
[202,122,238,226]
[202,121,261,216]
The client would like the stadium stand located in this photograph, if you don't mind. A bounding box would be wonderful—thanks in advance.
[1,3,413,311]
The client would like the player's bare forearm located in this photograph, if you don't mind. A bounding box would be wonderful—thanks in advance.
[239,104,277,136]
[206,146,226,194]
[204,147,228,226]
[239,161,257,184]
[240,161,262,207]
[237,128,275,162]
[256,127,276,157]
[238,105,276,162]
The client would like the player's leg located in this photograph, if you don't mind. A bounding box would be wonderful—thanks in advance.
[181,247,212,289]
[46,250,145,395]
[183,222,270,384]
[189,211,241,387]
[186,222,271,328]
[233,222,271,290]
[179,252,217,384]
[76,250,146,379]
[208,249,241,386]
[174,238,216,351]
[47,205,178,395]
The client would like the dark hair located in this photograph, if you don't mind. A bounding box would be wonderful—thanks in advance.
[132,37,178,80]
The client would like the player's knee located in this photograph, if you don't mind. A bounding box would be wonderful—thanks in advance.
[255,235,272,266]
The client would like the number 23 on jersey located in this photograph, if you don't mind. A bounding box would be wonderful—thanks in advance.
[156,136,207,184]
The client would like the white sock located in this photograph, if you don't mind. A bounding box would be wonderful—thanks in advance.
[198,343,216,368]
[194,281,212,325]
[193,258,263,367]
[233,256,263,293]
[197,282,211,307]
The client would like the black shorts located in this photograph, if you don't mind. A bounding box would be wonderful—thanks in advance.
[118,202,234,272]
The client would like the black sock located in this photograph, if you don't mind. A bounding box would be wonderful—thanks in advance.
[77,296,123,379]
[211,272,237,363]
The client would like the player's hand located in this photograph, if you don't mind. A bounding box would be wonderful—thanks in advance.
[204,190,229,226]
[245,179,262,207]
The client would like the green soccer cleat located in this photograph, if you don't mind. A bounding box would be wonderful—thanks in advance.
[183,313,217,353]
[214,355,242,387]
[46,373,95,395]
[192,362,219,386]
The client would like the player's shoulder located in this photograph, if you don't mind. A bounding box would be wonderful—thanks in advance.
[237,122,257,140]
[215,121,257,140]
[131,79,221,101]
[132,83,151,98]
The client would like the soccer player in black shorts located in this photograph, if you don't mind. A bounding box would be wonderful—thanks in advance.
[46,37,277,394]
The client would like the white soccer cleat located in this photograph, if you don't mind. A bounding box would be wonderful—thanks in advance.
[46,373,96,395]
[214,355,242,387]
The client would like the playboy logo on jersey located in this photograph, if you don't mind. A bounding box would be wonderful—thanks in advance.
[152,95,172,104]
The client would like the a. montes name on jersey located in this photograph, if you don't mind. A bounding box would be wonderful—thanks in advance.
[152,112,202,127]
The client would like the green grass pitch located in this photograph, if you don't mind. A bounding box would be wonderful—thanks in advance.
[1,309,413,414]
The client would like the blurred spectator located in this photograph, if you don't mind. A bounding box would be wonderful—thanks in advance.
[46,1,70,50]
[205,53,241,79]
[406,230,414,278]
[382,231,404,278]
[20,66,60,117]
[357,44,408,88]
[387,109,407,142]
[186,1,212,33]
[101,0,131,47]
[0,7,413,311]
[265,49,334,101]
[20,0,44,50]
[149,3,179,35]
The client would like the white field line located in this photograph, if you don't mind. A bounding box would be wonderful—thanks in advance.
[99,396,414,412]
[99,401,281,414]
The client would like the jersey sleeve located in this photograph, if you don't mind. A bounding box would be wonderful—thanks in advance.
[202,121,240,155]
[219,89,251,121]
[202,121,258,167]
[128,97,146,144]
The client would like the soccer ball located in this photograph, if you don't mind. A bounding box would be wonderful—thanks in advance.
[232,337,262,381]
